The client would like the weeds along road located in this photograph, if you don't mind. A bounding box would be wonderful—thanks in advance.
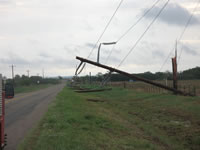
[4,82,66,150]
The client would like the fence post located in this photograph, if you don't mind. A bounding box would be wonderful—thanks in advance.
[188,85,191,94]
[193,86,196,96]
[123,82,126,88]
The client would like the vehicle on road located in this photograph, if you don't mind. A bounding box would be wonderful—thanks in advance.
[5,83,14,99]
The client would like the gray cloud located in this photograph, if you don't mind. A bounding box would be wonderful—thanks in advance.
[144,3,199,26]
[0,51,75,71]
[50,57,75,67]
[152,50,165,58]
[0,0,199,76]
[0,0,11,4]
[85,43,95,49]
[181,43,198,56]
[99,55,121,64]
[64,45,80,55]
[121,1,137,10]
[107,56,121,63]
[36,53,75,68]
[39,52,51,58]
[140,41,165,59]
[0,56,29,65]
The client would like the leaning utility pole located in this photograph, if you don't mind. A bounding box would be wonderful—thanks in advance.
[172,41,178,90]
[76,56,193,96]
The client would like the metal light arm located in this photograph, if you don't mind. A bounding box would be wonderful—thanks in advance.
[97,42,117,64]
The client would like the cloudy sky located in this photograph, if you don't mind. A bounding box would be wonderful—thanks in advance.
[0,0,199,78]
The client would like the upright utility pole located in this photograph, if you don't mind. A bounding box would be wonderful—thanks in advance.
[89,72,91,84]
[27,70,30,78]
[42,69,44,78]
[171,41,178,90]
[10,65,16,84]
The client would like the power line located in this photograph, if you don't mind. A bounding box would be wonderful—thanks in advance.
[87,0,124,59]
[159,0,200,72]
[118,0,163,42]
[177,0,200,65]
[118,0,170,68]
[105,0,163,64]
[102,0,169,86]
[76,0,124,75]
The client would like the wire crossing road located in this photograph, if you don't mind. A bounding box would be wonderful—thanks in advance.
[4,83,66,150]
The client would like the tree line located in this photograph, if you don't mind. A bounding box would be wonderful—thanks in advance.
[7,75,60,86]
[79,66,200,82]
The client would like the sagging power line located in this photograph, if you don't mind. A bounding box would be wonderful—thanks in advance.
[87,0,124,59]
[117,0,170,68]
[159,0,200,72]
[75,0,124,75]
[105,0,163,64]
[103,0,170,86]
[177,0,200,65]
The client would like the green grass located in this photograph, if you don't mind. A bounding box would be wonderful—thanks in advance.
[18,85,200,150]
[15,84,51,94]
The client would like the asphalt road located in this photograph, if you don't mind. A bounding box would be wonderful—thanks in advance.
[4,83,65,150]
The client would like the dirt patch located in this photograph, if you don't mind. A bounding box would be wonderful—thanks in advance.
[155,108,200,150]
[150,136,170,150]
[156,108,194,123]
[128,111,139,116]
[87,99,105,103]
[128,111,146,121]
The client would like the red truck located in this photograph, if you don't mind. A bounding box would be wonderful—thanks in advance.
[0,75,7,150]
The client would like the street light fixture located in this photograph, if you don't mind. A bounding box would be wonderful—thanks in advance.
[97,42,117,63]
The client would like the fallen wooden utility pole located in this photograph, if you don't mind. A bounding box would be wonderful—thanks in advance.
[76,56,193,96]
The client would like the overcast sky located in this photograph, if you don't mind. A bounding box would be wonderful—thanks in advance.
[0,0,199,78]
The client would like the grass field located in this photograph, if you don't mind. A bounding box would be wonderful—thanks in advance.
[18,85,200,150]
[14,84,51,94]
[109,80,200,96]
